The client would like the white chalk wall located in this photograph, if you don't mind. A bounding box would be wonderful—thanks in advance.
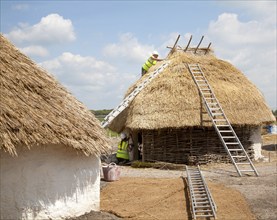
[249,126,263,160]
[0,144,100,219]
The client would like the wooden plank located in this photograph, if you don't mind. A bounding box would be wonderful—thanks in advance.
[167,45,182,49]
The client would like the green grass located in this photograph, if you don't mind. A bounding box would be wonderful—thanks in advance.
[106,129,119,137]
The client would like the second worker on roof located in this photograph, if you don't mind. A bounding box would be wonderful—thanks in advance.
[141,51,164,76]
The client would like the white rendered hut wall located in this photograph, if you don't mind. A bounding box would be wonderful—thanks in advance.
[249,126,263,160]
[0,144,100,220]
[142,126,259,164]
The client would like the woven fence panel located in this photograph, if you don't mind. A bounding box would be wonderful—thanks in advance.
[142,127,253,164]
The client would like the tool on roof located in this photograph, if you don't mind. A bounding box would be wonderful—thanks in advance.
[188,63,259,177]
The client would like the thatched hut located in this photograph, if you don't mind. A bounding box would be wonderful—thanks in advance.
[0,35,110,219]
[108,47,275,164]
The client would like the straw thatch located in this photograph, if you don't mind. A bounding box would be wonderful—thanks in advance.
[0,35,110,156]
[109,50,275,132]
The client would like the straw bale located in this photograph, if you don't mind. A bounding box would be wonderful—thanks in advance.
[109,50,275,132]
[0,35,110,156]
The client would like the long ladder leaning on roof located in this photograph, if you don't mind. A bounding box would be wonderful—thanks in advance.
[186,165,217,219]
[101,61,170,128]
[101,34,180,128]
[188,64,259,177]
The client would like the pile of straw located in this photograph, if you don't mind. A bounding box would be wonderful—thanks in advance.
[109,50,275,132]
[0,35,110,156]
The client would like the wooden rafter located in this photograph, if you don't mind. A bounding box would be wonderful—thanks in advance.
[194,36,204,54]
[166,34,212,55]
[166,34,181,58]
[205,42,212,55]
[184,35,192,52]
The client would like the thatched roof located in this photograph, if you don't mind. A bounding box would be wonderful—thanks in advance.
[0,35,110,156]
[109,50,275,132]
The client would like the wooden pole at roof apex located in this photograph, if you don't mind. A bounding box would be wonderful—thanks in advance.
[194,36,204,54]
[172,34,180,50]
[166,34,180,58]
[184,35,193,52]
[205,42,212,55]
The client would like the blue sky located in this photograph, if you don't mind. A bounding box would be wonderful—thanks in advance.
[1,0,276,110]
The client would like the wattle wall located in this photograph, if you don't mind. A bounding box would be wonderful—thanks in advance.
[0,144,100,219]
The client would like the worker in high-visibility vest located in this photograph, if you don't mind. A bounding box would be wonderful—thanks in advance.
[141,51,164,76]
[116,133,129,164]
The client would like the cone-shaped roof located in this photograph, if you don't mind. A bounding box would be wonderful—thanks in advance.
[109,50,275,132]
[0,35,110,156]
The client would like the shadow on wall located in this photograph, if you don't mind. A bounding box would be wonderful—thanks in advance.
[0,144,100,219]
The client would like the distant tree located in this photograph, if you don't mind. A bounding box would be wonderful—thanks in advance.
[90,109,113,122]
[90,109,113,116]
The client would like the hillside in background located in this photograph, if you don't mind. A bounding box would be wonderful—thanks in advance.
[90,109,112,122]
[90,109,118,137]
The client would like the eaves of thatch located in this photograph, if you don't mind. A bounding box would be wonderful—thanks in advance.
[109,50,275,133]
[0,35,110,157]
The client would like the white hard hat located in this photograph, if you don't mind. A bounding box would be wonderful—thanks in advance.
[120,133,127,139]
[152,51,159,56]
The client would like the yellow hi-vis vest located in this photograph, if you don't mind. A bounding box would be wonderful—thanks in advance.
[142,56,157,71]
[116,140,129,160]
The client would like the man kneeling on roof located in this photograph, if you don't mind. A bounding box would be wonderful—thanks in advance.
[116,132,130,165]
[141,51,164,76]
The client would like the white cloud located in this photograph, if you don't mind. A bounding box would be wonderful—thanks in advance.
[20,45,49,57]
[39,52,137,109]
[40,52,116,85]
[208,13,274,46]
[102,33,155,64]
[5,14,76,44]
[207,11,276,109]
[217,1,276,24]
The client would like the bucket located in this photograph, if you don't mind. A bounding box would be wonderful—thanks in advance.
[270,125,277,134]
[102,163,120,182]
[267,125,277,134]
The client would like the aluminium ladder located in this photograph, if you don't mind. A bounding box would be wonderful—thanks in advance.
[188,64,259,177]
[101,61,170,128]
[186,165,217,219]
